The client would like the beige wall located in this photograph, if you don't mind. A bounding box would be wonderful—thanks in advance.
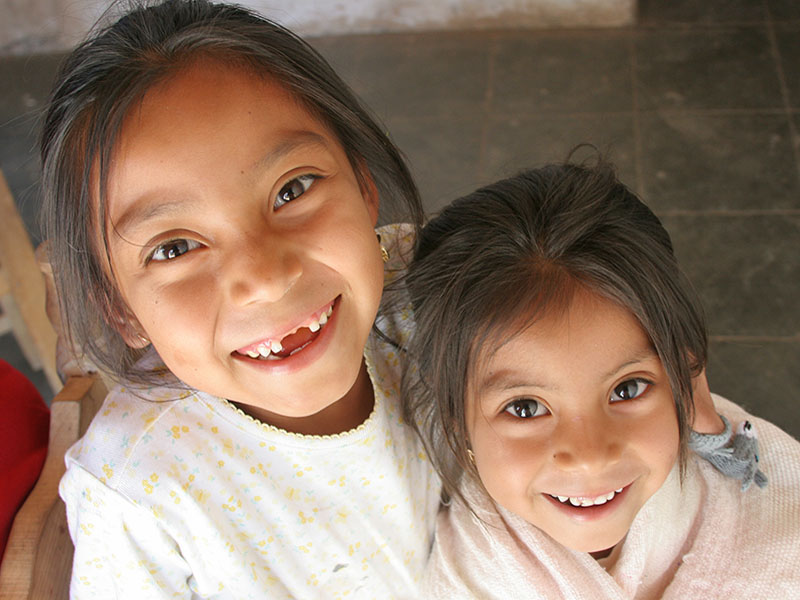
[1,0,634,55]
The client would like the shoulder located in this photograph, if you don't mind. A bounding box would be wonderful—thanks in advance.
[430,481,517,565]
[424,490,495,598]
[425,480,565,599]
[705,394,800,534]
[670,396,800,593]
[65,370,198,489]
[711,393,800,466]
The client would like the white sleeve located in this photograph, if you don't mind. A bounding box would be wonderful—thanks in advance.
[60,464,197,599]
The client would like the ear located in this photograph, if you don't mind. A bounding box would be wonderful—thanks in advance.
[357,162,380,226]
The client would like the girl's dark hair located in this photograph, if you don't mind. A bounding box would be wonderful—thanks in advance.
[40,0,422,384]
[402,160,707,500]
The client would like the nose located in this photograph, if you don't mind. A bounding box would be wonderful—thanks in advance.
[226,231,303,306]
[550,412,624,473]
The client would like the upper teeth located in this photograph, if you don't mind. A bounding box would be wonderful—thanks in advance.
[242,305,333,359]
[551,488,624,507]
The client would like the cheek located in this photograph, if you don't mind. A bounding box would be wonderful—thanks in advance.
[316,204,381,285]
[470,418,546,509]
[345,231,384,310]
[129,277,217,342]
[635,399,681,477]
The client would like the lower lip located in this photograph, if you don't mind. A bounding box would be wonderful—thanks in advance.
[232,296,340,375]
[545,485,631,522]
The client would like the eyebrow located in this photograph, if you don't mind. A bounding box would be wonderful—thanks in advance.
[476,346,660,398]
[111,130,330,239]
[477,370,554,396]
[601,347,659,381]
[249,131,329,175]
[111,199,190,243]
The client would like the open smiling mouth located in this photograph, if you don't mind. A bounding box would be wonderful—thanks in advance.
[543,484,631,519]
[548,485,627,508]
[234,300,335,361]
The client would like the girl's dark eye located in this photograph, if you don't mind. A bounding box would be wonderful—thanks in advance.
[275,174,318,209]
[610,379,651,403]
[503,399,549,419]
[149,239,201,262]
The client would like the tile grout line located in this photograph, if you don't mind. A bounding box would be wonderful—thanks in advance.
[710,334,800,343]
[636,20,782,31]
[477,37,497,182]
[638,107,790,116]
[387,108,795,125]
[658,208,800,217]
[763,0,800,179]
[630,28,645,199]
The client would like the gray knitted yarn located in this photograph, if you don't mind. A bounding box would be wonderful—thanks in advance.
[689,415,768,491]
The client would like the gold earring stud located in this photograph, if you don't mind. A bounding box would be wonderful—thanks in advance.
[377,233,389,263]
[466,448,475,464]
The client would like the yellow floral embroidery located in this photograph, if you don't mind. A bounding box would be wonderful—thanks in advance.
[222,438,235,457]
[222,495,241,512]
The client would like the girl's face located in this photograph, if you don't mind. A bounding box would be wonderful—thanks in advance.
[103,59,384,433]
[466,288,679,556]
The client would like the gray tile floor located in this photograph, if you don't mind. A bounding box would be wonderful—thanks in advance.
[1,0,798,439]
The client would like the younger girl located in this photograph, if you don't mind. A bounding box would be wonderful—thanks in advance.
[42,1,440,597]
[404,162,800,598]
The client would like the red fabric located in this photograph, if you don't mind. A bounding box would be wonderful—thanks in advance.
[0,359,49,561]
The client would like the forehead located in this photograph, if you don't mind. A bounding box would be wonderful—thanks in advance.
[115,58,325,155]
[472,290,653,389]
[99,58,341,220]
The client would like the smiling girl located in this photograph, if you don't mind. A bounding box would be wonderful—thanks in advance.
[404,161,800,598]
[42,1,440,597]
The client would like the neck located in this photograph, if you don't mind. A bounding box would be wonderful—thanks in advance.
[231,360,375,436]
[591,539,624,571]
[590,547,614,560]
